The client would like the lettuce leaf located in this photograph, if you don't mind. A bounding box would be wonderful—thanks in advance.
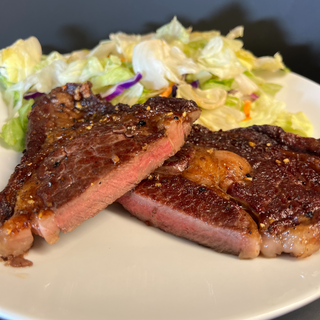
[225,95,243,109]
[137,87,164,104]
[91,67,133,92]
[110,32,155,61]
[236,49,257,71]
[9,59,68,112]
[240,94,286,126]
[196,105,244,131]
[177,83,227,109]
[201,78,234,91]
[240,93,313,137]
[244,70,282,96]
[0,37,42,83]
[156,16,191,44]
[254,52,285,72]
[260,82,282,97]
[186,70,212,85]
[65,49,89,63]
[273,111,313,137]
[111,83,144,106]
[79,56,104,82]
[226,26,244,40]
[132,39,198,90]
[35,51,66,71]
[58,59,88,83]
[197,36,245,79]
[234,73,258,95]
[86,40,117,59]
[0,98,33,151]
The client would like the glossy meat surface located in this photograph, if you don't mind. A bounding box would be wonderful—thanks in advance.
[0,82,200,258]
[119,124,320,259]
[119,127,261,259]
[190,125,320,257]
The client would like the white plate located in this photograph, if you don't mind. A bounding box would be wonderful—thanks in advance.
[0,72,320,320]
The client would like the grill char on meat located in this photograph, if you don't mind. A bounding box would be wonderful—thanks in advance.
[119,126,261,259]
[0,82,200,258]
[119,124,320,259]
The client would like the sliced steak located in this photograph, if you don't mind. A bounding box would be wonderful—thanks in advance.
[218,125,320,258]
[118,124,320,259]
[118,132,261,259]
[0,82,200,258]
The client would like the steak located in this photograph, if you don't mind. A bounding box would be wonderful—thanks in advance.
[0,82,200,258]
[118,124,320,259]
[118,128,261,259]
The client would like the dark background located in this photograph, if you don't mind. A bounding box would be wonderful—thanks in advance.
[1,0,320,84]
[1,0,320,319]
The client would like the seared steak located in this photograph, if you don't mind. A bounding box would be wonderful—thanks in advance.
[118,128,261,259]
[119,124,320,259]
[0,82,200,258]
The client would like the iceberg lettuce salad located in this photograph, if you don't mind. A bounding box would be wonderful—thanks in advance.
[0,17,313,151]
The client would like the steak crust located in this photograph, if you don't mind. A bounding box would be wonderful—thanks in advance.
[119,124,320,259]
[190,125,320,258]
[119,175,261,259]
[119,127,261,259]
[0,82,200,258]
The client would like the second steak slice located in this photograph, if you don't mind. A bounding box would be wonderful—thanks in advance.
[118,126,261,259]
[119,124,320,259]
[0,82,200,258]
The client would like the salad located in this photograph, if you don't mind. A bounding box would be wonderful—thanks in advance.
[0,17,313,151]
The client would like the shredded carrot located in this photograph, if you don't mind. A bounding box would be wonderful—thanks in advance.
[242,100,252,121]
[160,85,173,97]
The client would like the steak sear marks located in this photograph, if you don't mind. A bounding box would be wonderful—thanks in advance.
[119,124,320,259]
[119,127,261,259]
[190,125,320,258]
[0,82,200,258]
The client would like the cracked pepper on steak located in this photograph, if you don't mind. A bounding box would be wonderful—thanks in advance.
[0,82,200,258]
[119,124,320,259]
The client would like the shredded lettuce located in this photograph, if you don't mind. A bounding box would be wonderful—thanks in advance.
[272,111,313,137]
[186,70,212,85]
[240,94,286,126]
[90,56,134,91]
[156,16,191,44]
[201,78,234,91]
[236,49,256,71]
[197,36,246,79]
[260,82,282,97]
[244,70,283,96]
[254,52,285,72]
[177,83,227,109]
[0,98,33,151]
[109,33,155,61]
[137,87,164,104]
[86,40,116,60]
[58,59,88,83]
[132,39,198,90]
[0,18,314,150]
[0,37,42,83]
[226,26,244,40]
[234,73,258,95]
[110,82,144,106]
[35,51,66,71]
[240,94,312,137]
[196,106,244,131]
[225,95,243,109]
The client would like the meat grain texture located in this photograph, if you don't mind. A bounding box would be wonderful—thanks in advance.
[119,124,320,259]
[0,82,200,259]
